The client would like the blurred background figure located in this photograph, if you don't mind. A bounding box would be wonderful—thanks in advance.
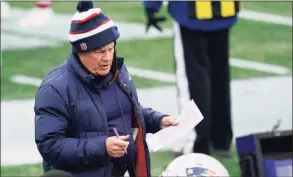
[19,1,53,28]
[1,1,54,28]
[143,1,240,157]
[1,1,11,20]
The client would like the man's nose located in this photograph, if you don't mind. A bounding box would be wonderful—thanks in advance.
[103,51,112,60]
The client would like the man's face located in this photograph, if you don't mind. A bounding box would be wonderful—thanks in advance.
[78,42,115,76]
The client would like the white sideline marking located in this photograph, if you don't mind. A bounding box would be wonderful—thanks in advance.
[127,66,176,83]
[10,75,42,87]
[231,58,291,75]
[239,10,292,27]
[10,58,290,86]
[128,58,290,83]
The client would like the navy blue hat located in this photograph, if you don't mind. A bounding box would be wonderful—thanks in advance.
[68,1,120,53]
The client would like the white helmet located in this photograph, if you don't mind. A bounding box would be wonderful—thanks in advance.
[160,153,230,177]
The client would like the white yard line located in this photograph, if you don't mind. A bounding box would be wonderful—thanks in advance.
[128,58,290,82]
[231,58,290,75]
[239,10,292,27]
[127,66,176,83]
[10,75,42,87]
[10,58,290,86]
[128,58,290,83]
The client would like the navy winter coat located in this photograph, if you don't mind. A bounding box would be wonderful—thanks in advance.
[34,53,167,177]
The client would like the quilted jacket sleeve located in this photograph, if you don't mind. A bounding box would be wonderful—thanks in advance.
[34,85,108,169]
[140,107,169,134]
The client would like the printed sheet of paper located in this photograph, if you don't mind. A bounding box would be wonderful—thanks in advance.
[146,100,204,152]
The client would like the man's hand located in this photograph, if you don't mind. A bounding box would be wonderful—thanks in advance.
[106,135,129,158]
[145,8,166,33]
[161,116,179,129]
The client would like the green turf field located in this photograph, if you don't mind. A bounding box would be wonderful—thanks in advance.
[2,20,292,100]
[1,1,292,177]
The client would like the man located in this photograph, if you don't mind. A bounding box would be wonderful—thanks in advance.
[34,1,179,177]
[143,1,240,156]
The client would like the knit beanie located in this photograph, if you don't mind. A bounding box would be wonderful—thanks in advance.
[68,1,120,53]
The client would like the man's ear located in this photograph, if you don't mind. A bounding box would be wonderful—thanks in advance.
[77,52,87,61]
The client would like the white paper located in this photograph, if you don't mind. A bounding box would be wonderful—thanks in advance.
[147,100,204,152]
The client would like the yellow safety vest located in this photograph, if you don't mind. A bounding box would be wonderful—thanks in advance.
[188,0,241,20]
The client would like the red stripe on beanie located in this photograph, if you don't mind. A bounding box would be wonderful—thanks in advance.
[69,18,111,35]
[73,11,102,24]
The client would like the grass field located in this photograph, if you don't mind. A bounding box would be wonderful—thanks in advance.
[2,20,292,100]
[1,1,292,177]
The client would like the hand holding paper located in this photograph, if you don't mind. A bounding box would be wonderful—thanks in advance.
[161,116,179,129]
[147,100,204,152]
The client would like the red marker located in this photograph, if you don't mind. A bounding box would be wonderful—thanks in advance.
[113,128,127,154]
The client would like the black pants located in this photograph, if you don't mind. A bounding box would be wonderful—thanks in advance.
[173,23,233,155]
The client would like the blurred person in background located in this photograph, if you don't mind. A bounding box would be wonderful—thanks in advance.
[34,1,179,177]
[1,1,54,28]
[143,1,240,157]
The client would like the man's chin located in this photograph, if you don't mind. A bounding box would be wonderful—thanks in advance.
[95,68,111,76]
